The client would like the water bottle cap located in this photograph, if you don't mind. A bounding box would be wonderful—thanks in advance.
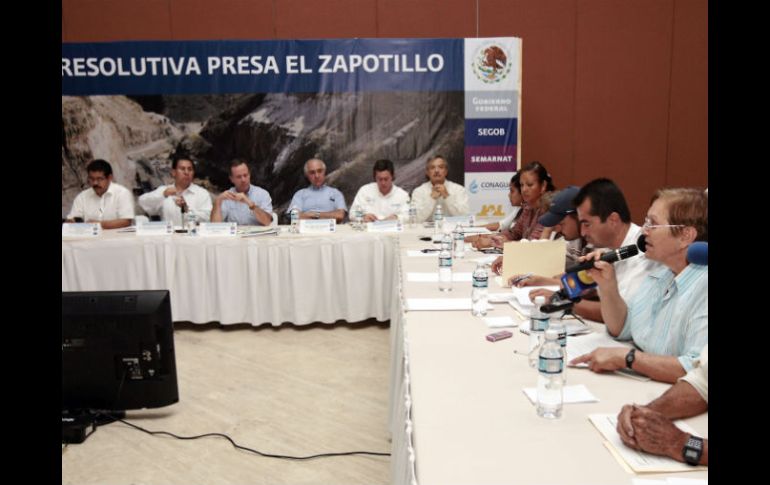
[534,295,546,304]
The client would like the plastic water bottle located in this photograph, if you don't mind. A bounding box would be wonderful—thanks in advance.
[537,328,564,419]
[408,200,417,228]
[352,204,363,230]
[471,263,489,316]
[453,224,465,259]
[433,203,443,235]
[528,295,550,367]
[438,244,453,292]
[548,319,568,383]
[290,207,299,233]
[185,212,197,235]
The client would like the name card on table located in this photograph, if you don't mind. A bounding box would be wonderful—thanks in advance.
[62,222,101,238]
[366,220,403,233]
[136,220,173,236]
[198,222,237,237]
[299,219,336,234]
[444,215,475,227]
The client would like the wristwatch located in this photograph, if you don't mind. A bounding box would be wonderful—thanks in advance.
[682,435,703,465]
[625,348,636,369]
[248,203,256,211]
[313,211,320,219]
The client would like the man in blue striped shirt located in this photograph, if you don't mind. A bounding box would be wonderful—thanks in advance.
[571,188,707,383]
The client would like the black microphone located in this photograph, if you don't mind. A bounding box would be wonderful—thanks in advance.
[564,244,639,274]
[637,234,647,252]
[687,241,708,265]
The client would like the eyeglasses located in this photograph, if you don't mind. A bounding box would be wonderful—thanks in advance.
[642,217,685,232]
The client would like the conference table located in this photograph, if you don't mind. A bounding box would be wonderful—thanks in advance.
[62,224,708,485]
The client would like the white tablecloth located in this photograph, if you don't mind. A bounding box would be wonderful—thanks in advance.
[62,228,397,326]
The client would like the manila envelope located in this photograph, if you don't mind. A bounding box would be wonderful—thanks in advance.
[501,239,566,287]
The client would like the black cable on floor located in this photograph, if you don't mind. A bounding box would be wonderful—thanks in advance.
[94,413,391,460]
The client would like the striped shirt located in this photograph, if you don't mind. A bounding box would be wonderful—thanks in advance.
[618,263,708,371]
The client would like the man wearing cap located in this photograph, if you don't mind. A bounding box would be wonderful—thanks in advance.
[526,178,661,322]
[491,186,585,286]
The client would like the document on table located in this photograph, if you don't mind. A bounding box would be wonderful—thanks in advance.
[517,318,592,336]
[407,272,473,282]
[406,250,441,258]
[566,332,651,381]
[632,479,708,485]
[522,384,599,404]
[589,413,707,473]
[482,316,516,328]
[406,298,493,311]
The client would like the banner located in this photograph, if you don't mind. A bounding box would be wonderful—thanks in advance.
[61,38,521,221]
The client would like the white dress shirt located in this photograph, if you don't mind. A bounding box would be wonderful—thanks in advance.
[67,182,135,222]
[351,182,410,222]
[411,180,470,223]
[138,183,212,226]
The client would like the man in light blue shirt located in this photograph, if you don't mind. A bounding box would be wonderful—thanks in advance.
[288,158,347,223]
[571,188,707,383]
[211,159,273,226]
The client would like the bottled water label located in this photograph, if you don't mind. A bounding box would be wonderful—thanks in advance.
[439,256,453,267]
[472,275,488,288]
[557,331,567,348]
[531,317,549,332]
[538,355,564,374]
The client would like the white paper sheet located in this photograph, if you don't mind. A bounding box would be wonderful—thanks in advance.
[522,384,599,404]
[407,272,473,282]
[482,316,517,328]
[406,298,494,311]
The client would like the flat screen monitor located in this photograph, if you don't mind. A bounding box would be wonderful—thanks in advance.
[62,290,179,413]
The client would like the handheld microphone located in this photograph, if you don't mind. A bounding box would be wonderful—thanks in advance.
[563,244,639,274]
[687,241,708,265]
[637,234,647,252]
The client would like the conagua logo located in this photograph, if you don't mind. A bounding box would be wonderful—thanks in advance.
[469,180,479,194]
[472,43,512,84]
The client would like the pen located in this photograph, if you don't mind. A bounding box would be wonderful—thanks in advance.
[511,272,534,285]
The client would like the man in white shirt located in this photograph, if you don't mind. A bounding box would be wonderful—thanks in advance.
[66,159,134,229]
[410,155,470,222]
[350,159,410,222]
[527,178,660,322]
[138,157,212,226]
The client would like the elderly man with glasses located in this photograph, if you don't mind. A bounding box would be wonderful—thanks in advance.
[571,188,708,384]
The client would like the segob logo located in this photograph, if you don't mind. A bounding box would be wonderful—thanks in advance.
[469,179,479,194]
[471,43,512,84]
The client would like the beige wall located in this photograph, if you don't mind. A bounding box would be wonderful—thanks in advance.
[62,0,707,222]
